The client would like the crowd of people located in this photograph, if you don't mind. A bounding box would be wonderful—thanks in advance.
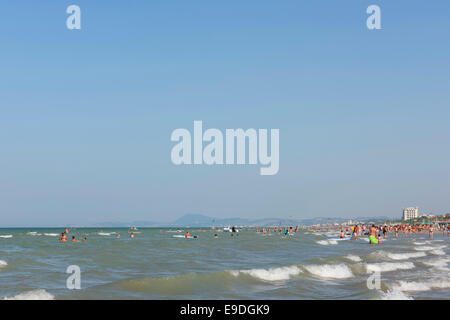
[337,222,450,244]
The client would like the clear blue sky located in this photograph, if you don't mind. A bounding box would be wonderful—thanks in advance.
[0,1,449,226]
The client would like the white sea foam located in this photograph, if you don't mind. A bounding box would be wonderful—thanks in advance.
[316,240,338,245]
[414,246,434,251]
[230,265,302,281]
[3,289,55,300]
[392,281,431,292]
[379,289,413,300]
[303,264,354,279]
[392,279,450,292]
[0,260,7,267]
[386,252,426,260]
[430,249,446,256]
[414,245,445,251]
[0,235,13,239]
[43,233,59,237]
[423,258,449,269]
[98,232,112,236]
[365,262,415,273]
[345,255,362,262]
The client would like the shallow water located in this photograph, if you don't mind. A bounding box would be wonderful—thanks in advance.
[0,228,448,300]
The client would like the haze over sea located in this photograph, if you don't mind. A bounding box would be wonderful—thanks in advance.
[0,228,448,300]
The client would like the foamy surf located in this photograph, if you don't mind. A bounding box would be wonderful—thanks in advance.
[0,260,7,267]
[345,255,362,262]
[423,258,449,269]
[316,240,338,245]
[0,235,13,239]
[414,245,445,251]
[43,233,59,237]
[391,279,450,292]
[430,249,446,256]
[365,262,415,273]
[230,265,302,281]
[386,252,426,260]
[303,263,354,279]
[2,289,55,300]
[378,289,413,300]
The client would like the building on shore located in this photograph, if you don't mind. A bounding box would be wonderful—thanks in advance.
[403,207,419,221]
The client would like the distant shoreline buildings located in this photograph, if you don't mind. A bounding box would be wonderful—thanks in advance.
[403,207,419,221]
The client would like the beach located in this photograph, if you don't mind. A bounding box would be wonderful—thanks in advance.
[0,227,448,300]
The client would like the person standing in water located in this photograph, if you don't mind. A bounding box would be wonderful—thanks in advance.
[59,232,67,242]
[352,225,358,240]
[382,225,388,239]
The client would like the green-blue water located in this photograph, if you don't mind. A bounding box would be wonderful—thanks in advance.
[0,228,448,299]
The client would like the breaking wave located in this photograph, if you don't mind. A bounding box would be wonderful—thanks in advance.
[365,262,415,273]
[385,252,426,260]
[230,265,302,281]
[345,255,362,262]
[316,240,338,245]
[303,264,354,279]
[2,289,55,300]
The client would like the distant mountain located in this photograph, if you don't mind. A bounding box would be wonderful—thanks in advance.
[91,220,160,227]
[170,214,217,226]
[93,214,397,228]
[164,214,397,227]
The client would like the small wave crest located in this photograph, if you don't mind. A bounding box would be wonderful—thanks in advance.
[391,278,450,293]
[386,252,426,260]
[3,289,55,300]
[316,240,338,245]
[430,249,446,256]
[365,262,415,273]
[379,289,413,300]
[423,258,449,269]
[345,255,362,262]
[414,245,446,251]
[303,263,354,279]
[230,265,302,281]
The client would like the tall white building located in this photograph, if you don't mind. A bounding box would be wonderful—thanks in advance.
[403,207,419,221]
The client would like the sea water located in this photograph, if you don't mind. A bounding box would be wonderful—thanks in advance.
[0,228,448,300]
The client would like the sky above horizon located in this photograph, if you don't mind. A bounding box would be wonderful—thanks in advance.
[1,1,449,226]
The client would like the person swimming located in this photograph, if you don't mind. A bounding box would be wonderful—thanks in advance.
[82,237,87,242]
[185,231,191,238]
[130,232,135,238]
[71,236,77,242]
